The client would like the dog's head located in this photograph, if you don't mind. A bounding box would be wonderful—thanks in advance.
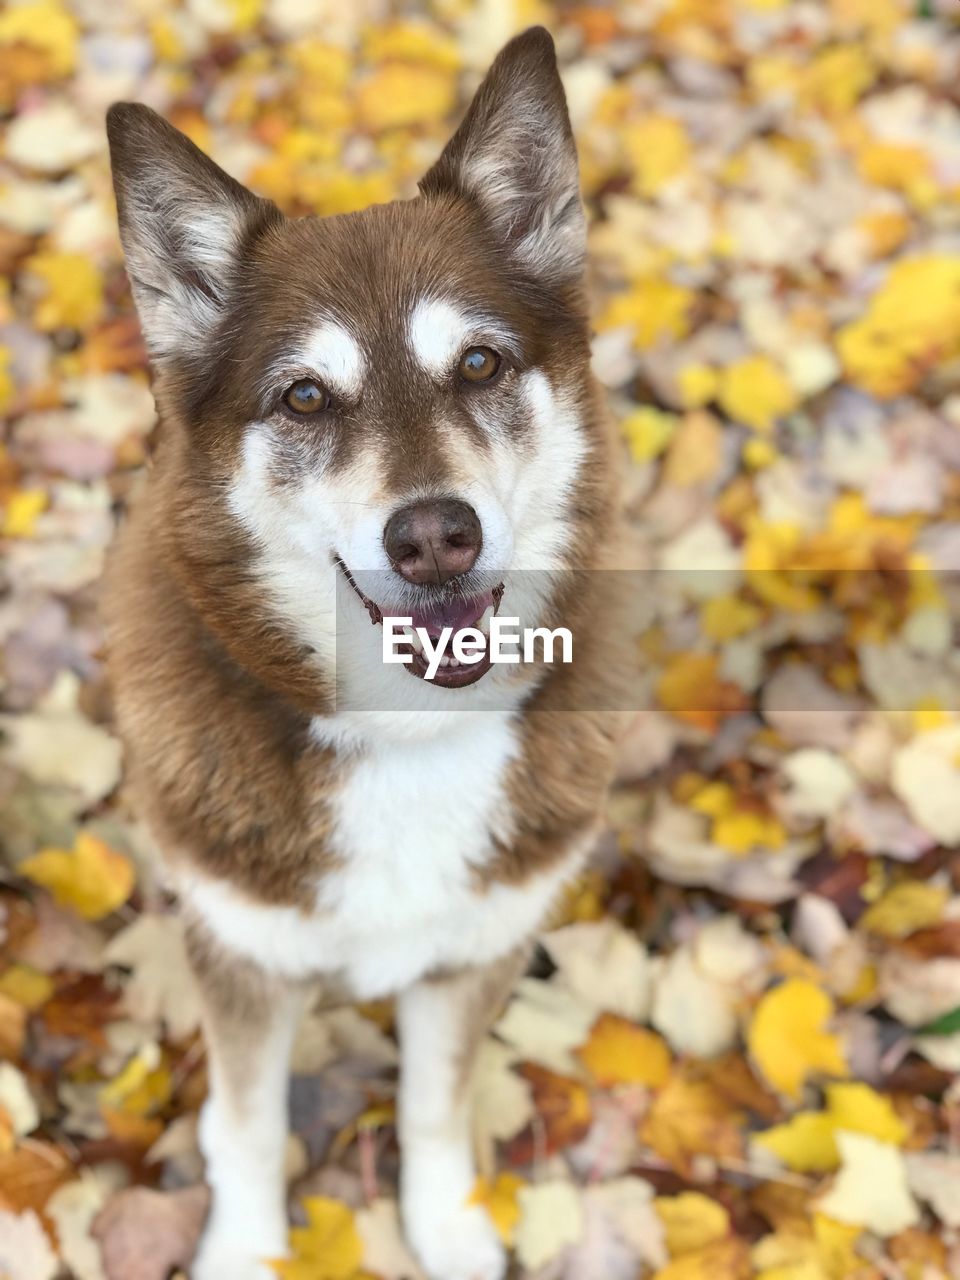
[108,27,612,712]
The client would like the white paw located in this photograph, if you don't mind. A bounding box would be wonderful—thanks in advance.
[405,1202,506,1280]
[192,1229,286,1280]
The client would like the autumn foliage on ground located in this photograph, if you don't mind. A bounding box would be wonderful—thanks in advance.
[2,0,960,1277]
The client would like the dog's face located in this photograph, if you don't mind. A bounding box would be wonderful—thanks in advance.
[108,28,604,709]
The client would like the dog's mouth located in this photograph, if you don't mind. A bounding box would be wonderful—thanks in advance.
[336,558,505,689]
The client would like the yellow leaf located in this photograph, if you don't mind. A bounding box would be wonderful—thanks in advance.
[272,1198,363,1280]
[860,882,948,940]
[2,489,47,538]
[0,0,78,79]
[837,255,960,398]
[677,364,719,408]
[857,143,932,200]
[909,699,950,735]
[718,356,797,433]
[748,979,848,1100]
[701,596,762,642]
[25,252,104,331]
[0,347,13,415]
[713,810,786,856]
[653,1236,751,1280]
[656,1192,731,1257]
[470,1173,525,1246]
[0,966,54,1012]
[100,1047,172,1117]
[357,64,456,130]
[756,1113,839,1174]
[823,1084,907,1147]
[751,1233,825,1280]
[641,1073,744,1172]
[812,1215,863,1280]
[363,22,461,71]
[742,437,778,470]
[598,278,694,349]
[856,210,911,259]
[20,833,135,921]
[800,45,875,114]
[223,0,262,34]
[622,407,678,463]
[577,1014,672,1088]
[624,116,693,197]
[690,781,735,818]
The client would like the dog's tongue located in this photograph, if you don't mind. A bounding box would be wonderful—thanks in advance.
[409,590,493,638]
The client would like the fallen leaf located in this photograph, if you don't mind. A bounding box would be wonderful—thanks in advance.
[514,1064,593,1158]
[652,944,740,1059]
[544,920,654,1020]
[47,1169,120,1280]
[515,1180,584,1271]
[104,915,202,1041]
[577,1014,672,1088]
[0,1208,59,1280]
[656,1191,731,1257]
[273,1196,364,1279]
[20,833,134,921]
[652,1236,751,1280]
[749,979,848,1099]
[860,882,949,940]
[0,1064,39,1146]
[641,1071,744,1173]
[470,1173,525,1247]
[904,1153,960,1229]
[354,1198,424,1280]
[755,1083,906,1173]
[92,1184,209,1280]
[816,1132,919,1236]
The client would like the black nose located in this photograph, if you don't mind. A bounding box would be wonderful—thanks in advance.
[383,498,483,585]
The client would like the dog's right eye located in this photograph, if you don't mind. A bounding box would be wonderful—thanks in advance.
[283,379,331,415]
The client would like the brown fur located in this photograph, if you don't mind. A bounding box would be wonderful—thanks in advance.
[105,29,624,1276]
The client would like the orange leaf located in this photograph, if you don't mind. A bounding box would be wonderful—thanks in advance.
[641,1071,744,1174]
[577,1014,672,1088]
[513,1064,592,1158]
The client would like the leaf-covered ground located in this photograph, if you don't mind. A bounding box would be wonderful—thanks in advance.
[3,1,960,1277]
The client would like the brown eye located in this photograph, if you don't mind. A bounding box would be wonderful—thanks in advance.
[458,347,501,384]
[283,379,331,415]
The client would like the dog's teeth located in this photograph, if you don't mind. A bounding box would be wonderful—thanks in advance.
[439,656,450,668]
[405,627,424,655]
[478,605,494,634]
[448,656,460,668]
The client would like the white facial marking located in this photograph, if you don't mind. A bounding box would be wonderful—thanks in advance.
[408,298,474,377]
[298,320,365,398]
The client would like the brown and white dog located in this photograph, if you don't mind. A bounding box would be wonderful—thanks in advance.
[105,26,622,1280]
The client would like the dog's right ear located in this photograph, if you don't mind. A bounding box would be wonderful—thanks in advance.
[106,104,280,362]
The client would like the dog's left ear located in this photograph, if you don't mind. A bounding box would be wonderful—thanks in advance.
[107,103,281,362]
[419,27,584,288]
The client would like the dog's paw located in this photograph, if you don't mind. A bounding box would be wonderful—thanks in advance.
[406,1202,507,1280]
[192,1232,285,1280]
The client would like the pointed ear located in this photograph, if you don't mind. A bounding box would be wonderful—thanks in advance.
[419,27,585,288]
[106,103,281,361]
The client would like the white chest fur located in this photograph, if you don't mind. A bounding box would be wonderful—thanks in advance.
[178,714,581,999]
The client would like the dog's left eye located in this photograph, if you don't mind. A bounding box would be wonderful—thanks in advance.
[458,347,501,384]
[283,379,331,415]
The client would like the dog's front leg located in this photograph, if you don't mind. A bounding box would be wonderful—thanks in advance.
[397,947,528,1280]
[187,927,306,1280]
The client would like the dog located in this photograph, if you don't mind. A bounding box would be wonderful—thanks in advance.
[105,26,622,1280]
